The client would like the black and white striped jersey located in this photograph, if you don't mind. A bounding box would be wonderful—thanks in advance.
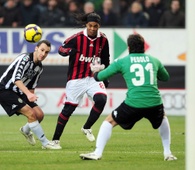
[0,53,43,94]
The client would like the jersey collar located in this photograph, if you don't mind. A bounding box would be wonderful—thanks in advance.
[83,28,100,41]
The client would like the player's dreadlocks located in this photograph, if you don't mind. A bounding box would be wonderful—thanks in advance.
[73,12,101,27]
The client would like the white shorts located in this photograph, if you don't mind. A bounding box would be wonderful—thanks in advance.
[65,77,107,106]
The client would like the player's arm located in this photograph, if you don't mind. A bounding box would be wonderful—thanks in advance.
[94,60,120,82]
[100,39,110,68]
[29,89,35,93]
[58,36,78,57]
[100,39,110,87]
[15,81,37,102]
[157,65,170,81]
[12,55,37,102]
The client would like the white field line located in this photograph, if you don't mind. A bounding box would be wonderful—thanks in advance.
[0,150,184,154]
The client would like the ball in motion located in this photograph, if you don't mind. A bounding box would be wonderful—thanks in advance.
[24,24,42,43]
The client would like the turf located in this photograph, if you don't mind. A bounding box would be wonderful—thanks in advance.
[0,115,185,170]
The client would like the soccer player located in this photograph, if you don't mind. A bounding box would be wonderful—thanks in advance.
[80,34,177,161]
[0,40,61,149]
[52,12,110,146]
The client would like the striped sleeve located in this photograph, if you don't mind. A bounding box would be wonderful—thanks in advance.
[12,55,30,82]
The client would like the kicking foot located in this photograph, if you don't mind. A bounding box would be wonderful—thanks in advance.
[20,127,36,146]
[164,154,177,161]
[81,127,95,142]
[80,152,101,160]
[42,141,62,150]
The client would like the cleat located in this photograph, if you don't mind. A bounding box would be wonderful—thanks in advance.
[42,141,62,150]
[81,127,95,142]
[53,140,62,149]
[164,154,177,161]
[20,127,36,146]
[80,152,101,160]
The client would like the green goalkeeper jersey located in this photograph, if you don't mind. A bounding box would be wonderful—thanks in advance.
[97,53,169,108]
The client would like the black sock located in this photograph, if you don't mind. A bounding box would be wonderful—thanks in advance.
[83,106,101,129]
[52,113,69,140]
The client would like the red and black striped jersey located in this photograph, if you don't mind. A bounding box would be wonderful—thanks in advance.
[58,28,110,81]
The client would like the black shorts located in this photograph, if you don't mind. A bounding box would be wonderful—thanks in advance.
[112,102,164,130]
[0,89,37,116]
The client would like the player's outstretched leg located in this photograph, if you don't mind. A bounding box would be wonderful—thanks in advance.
[159,116,177,161]
[81,127,95,142]
[52,104,76,148]
[82,94,107,142]
[80,120,113,160]
[28,120,61,149]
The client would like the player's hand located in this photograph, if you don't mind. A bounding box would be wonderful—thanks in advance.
[27,93,38,102]
[90,63,105,73]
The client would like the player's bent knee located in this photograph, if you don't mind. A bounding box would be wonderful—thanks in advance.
[93,94,107,106]
[33,106,44,122]
[19,105,37,122]
[26,109,37,122]
[36,113,44,122]
[61,104,77,117]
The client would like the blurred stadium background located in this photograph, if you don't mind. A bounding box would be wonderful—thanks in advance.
[0,0,186,116]
[0,1,187,169]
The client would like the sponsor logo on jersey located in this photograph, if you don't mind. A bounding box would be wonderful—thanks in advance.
[23,56,29,61]
[79,54,94,63]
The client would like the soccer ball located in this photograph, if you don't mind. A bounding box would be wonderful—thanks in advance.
[24,24,42,43]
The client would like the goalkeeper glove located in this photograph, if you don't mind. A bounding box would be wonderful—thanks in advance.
[90,63,105,73]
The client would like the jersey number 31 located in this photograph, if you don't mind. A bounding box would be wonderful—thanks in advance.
[130,63,154,86]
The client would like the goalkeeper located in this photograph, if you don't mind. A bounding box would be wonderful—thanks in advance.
[80,33,177,161]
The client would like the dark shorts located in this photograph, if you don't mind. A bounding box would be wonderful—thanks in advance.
[0,90,37,116]
[112,102,164,130]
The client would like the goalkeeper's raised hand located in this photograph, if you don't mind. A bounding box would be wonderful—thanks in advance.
[90,63,105,73]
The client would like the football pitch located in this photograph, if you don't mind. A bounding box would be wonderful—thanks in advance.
[0,115,185,170]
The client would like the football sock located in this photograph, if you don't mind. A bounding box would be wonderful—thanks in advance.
[158,116,171,156]
[22,123,30,134]
[28,120,49,146]
[83,106,101,129]
[52,113,69,140]
[83,94,107,129]
[94,121,113,156]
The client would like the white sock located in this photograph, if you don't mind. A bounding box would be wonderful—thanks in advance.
[28,121,49,146]
[94,121,113,156]
[158,116,171,156]
[22,123,30,134]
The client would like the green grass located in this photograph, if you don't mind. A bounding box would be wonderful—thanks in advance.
[0,115,185,170]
